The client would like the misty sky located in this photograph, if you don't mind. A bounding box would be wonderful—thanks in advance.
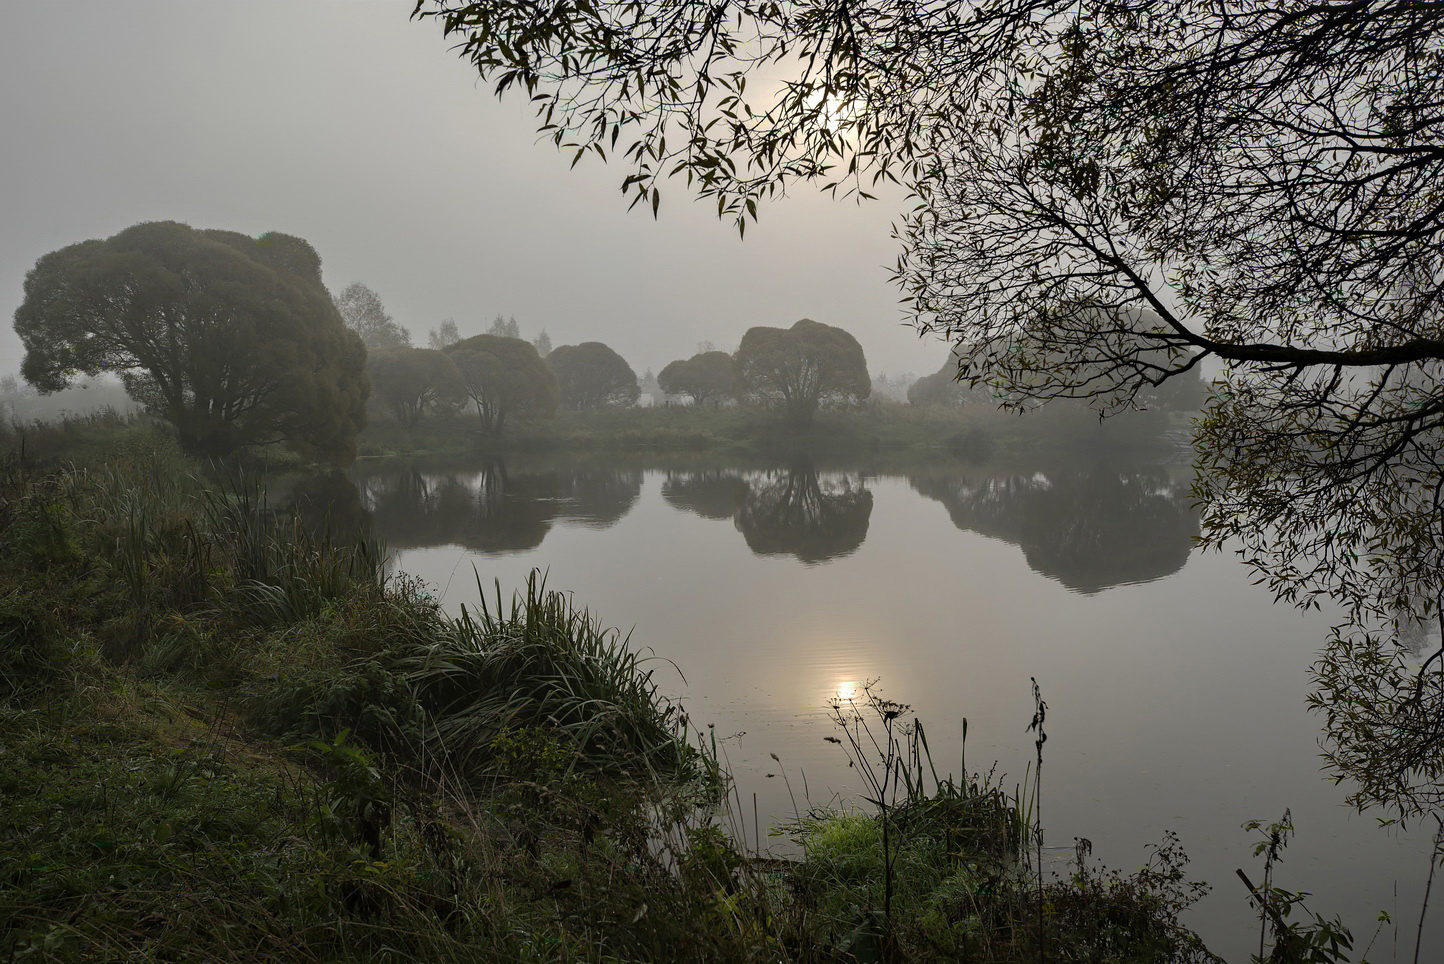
[0,1,943,385]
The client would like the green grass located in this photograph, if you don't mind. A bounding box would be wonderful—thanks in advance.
[0,396,1180,468]
[356,397,1181,462]
[781,690,1217,962]
[0,409,174,467]
[0,433,1227,963]
[0,438,719,960]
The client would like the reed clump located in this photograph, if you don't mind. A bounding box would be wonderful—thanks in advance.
[771,687,1218,963]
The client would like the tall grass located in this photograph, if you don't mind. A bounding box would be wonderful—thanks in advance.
[0,444,729,961]
[397,571,701,783]
[781,684,1216,963]
[0,409,160,466]
[1,439,1226,963]
[202,472,386,626]
[0,445,696,782]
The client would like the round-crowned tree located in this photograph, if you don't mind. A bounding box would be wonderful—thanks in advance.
[447,333,558,435]
[909,354,993,408]
[367,347,466,428]
[16,221,368,462]
[547,342,641,410]
[658,350,734,407]
[733,319,870,428]
[908,367,968,407]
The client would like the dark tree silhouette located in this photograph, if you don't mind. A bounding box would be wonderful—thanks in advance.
[448,334,558,435]
[17,221,368,462]
[733,319,869,428]
[367,348,466,428]
[658,351,735,407]
[548,342,641,410]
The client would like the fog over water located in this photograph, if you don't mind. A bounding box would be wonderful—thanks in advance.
[0,2,937,383]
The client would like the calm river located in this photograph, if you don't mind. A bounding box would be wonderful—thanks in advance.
[340,452,1439,959]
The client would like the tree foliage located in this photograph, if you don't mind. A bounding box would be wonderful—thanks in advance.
[733,319,869,427]
[487,314,521,339]
[16,221,368,462]
[427,318,460,351]
[334,282,411,350]
[447,333,558,435]
[547,342,641,410]
[367,347,467,428]
[908,358,991,409]
[416,0,1444,627]
[658,350,734,407]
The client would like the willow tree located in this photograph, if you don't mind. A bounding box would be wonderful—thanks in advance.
[447,333,558,435]
[659,350,734,407]
[733,319,869,428]
[16,221,368,462]
[416,0,1444,812]
[415,0,1444,607]
[367,347,466,428]
[547,341,641,410]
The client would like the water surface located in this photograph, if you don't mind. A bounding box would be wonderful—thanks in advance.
[349,452,1439,959]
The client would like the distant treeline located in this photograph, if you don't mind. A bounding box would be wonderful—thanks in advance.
[7,221,1205,467]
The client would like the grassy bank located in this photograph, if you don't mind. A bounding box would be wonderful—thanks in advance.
[0,431,1229,962]
[357,399,1184,463]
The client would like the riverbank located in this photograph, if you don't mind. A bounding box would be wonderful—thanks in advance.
[0,431,1226,962]
[355,399,1186,464]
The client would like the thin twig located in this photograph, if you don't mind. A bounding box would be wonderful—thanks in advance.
[1414,813,1444,964]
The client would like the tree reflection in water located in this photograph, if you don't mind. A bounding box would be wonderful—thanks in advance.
[353,457,1193,585]
[555,469,643,528]
[271,469,371,543]
[360,462,557,552]
[661,469,749,520]
[909,465,1199,593]
[736,463,872,564]
[665,462,873,564]
[355,461,642,553]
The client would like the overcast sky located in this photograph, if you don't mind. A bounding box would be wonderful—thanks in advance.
[0,1,944,384]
